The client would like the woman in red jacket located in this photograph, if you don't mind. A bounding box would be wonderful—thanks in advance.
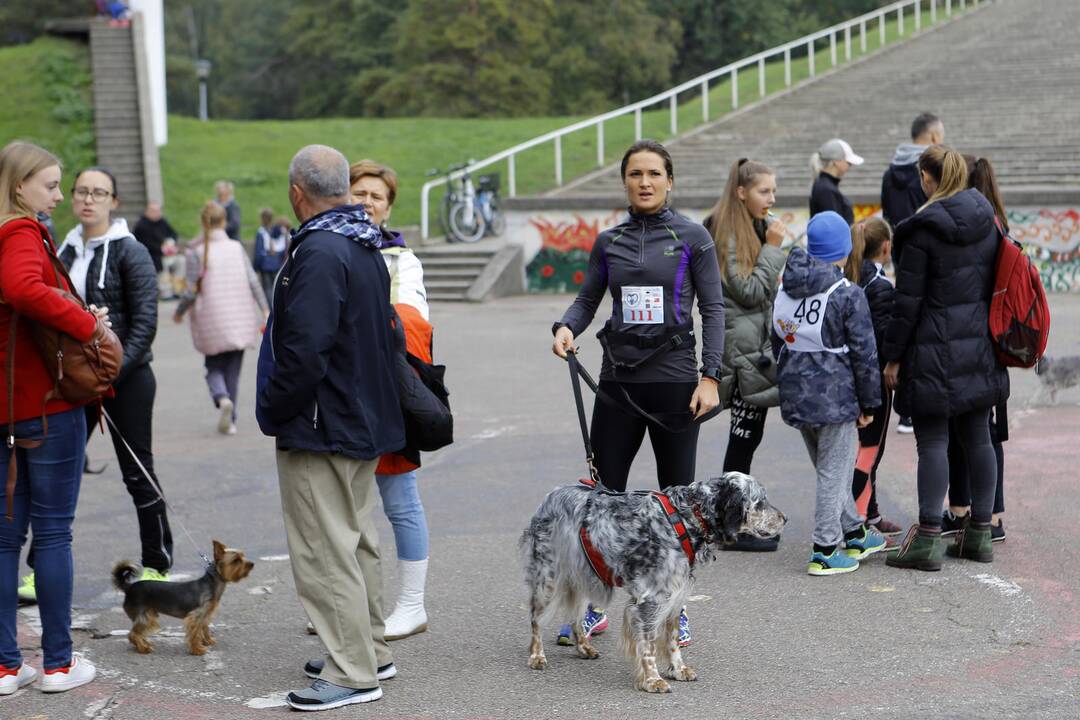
[0,142,101,694]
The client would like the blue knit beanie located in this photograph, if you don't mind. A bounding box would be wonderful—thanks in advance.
[806,211,852,262]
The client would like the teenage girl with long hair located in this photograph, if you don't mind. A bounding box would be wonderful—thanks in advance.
[175,201,268,435]
[844,217,902,536]
[705,159,789,551]
[940,155,1011,543]
[0,141,101,693]
[883,145,1009,570]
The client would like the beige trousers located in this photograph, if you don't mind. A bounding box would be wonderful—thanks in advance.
[277,449,392,689]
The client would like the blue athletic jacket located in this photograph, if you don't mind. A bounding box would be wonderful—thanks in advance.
[557,206,725,383]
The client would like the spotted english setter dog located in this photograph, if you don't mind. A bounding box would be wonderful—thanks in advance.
[520,472,786,693]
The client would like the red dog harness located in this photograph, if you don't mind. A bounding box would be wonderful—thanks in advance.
[577,478,707,589]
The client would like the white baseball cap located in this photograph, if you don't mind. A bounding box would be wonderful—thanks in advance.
[818,138,864,166]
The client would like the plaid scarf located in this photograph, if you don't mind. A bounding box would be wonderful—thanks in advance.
[294,204,381,248]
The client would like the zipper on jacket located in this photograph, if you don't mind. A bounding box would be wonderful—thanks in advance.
[312,401,319,429]
[638,218,647,267]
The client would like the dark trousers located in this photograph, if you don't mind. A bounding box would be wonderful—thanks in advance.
[947,411,1005,514]
[205,350,244,422]
[852,380,892,520]
[914,409,997,526]
[722,387,769,475]
[259,271,277,304]
[88,363,173,571]
[590,381,700,492]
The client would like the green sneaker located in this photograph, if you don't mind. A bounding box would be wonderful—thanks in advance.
[886,526,943,571]
[946,523,993,563]
[16,573,36,604]
[139,568,171,582]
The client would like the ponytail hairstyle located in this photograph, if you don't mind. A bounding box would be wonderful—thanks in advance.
[917,144,968,211]
[196,200,227,293]
[963,154,1009,233]
[845,216,892,281]
[709,158,774,280]
[809,151,825,180]
[0,141,62,228]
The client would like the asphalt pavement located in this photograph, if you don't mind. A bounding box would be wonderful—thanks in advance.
[5,292,1079,720]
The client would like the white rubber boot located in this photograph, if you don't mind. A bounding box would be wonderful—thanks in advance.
[384,558,428,641]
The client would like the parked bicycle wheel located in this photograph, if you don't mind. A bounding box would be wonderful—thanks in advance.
[449,201,486,243]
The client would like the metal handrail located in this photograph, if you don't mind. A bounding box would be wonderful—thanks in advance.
[420,0,980,238]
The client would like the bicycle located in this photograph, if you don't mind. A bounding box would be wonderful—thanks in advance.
[427,163,505,243]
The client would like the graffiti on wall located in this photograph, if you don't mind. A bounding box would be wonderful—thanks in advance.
[1007,209,1080,293]
[520,206,1080,293]
[526,211,622,293]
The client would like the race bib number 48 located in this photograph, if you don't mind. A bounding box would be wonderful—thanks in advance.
[622,285,664,324]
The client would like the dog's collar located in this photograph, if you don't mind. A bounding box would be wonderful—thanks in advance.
[691,505,714,544]
[651,492,696,568]
[200,551,219,579]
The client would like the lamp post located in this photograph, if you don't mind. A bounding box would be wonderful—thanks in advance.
[196,59,212,121]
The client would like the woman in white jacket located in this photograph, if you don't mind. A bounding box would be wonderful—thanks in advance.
[350,160,431,640]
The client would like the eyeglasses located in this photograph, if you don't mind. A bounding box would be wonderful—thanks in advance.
[72,188,114,202]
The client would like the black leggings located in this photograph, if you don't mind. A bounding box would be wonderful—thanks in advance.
[947,411,1005,514]
[852,380,892,520]
[914,409,997,526]
[590,381,700,492]
[722,386,769,475]
[88,363,173,571]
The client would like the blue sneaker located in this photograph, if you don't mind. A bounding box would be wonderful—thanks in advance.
[556,604,608,646]
[844,526,888,560]
[807,548,859,576]
[677,607,691,648]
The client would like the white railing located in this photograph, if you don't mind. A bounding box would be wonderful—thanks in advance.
[420,0,980,239]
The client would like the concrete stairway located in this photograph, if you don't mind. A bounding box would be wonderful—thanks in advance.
[550,0,1080,208]
[88,18,160,225]
[415,245,498,302]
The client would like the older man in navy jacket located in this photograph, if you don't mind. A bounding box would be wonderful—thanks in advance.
[257,144,404,711]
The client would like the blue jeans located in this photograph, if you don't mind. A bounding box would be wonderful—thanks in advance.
[375,471,428,561]
[0,408,86,670]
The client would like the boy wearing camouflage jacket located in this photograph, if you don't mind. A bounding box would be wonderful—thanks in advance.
[771,211,887,576]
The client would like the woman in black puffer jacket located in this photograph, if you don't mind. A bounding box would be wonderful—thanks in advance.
[882,146,1009,571]
[56,167,173,579]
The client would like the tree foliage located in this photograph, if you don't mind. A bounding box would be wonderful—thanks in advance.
[5,0,896,119]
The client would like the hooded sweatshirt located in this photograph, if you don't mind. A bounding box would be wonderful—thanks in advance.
[771,247,880,429]
[881,143,929,263]
[57,218,158,382]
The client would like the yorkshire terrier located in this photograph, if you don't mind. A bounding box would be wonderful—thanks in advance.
[112,539,254,655]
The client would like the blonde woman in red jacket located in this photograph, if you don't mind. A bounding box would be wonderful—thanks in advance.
[0,142,103,693]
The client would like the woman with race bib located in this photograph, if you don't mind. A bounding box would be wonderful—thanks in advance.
[551,139,725,648]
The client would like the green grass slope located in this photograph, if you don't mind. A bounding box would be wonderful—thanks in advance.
[0,36,94,240]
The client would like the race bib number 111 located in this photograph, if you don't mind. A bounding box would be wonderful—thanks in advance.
[622,285,664,324]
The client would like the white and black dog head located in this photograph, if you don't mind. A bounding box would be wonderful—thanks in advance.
[697,472,786,543]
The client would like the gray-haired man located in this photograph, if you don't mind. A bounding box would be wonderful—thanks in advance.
[256,144,404,710]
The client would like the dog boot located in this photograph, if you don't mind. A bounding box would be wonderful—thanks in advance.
[886,525,943,571]
[384,559,428,641]
[946,522,993,562]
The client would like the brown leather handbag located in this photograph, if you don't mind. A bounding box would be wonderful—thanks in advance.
[4,240,122,519]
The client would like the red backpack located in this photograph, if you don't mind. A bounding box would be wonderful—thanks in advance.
[988,217,1050,368]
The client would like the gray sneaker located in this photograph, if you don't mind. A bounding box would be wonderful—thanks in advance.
[286,679,382,711]
[303,658,397,681]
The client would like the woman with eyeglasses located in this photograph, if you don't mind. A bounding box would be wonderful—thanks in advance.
[55,167,173,582]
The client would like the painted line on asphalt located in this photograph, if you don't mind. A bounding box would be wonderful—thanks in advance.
[969,572,1025,597]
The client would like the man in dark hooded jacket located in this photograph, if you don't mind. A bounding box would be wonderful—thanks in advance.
[881,112,945,263]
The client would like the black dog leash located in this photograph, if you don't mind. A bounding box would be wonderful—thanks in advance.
[565,350,721,436]
[101,409,214,572]
[566,350,603,486]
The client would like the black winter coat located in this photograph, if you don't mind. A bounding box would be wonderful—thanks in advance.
[58,234,158,384]
[132,215,178,273]
[809,172,854,225]
[882,189,1010,418]
[858,259,894,367]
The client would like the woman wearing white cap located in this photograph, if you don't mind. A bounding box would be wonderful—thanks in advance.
[809,139,863,225]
